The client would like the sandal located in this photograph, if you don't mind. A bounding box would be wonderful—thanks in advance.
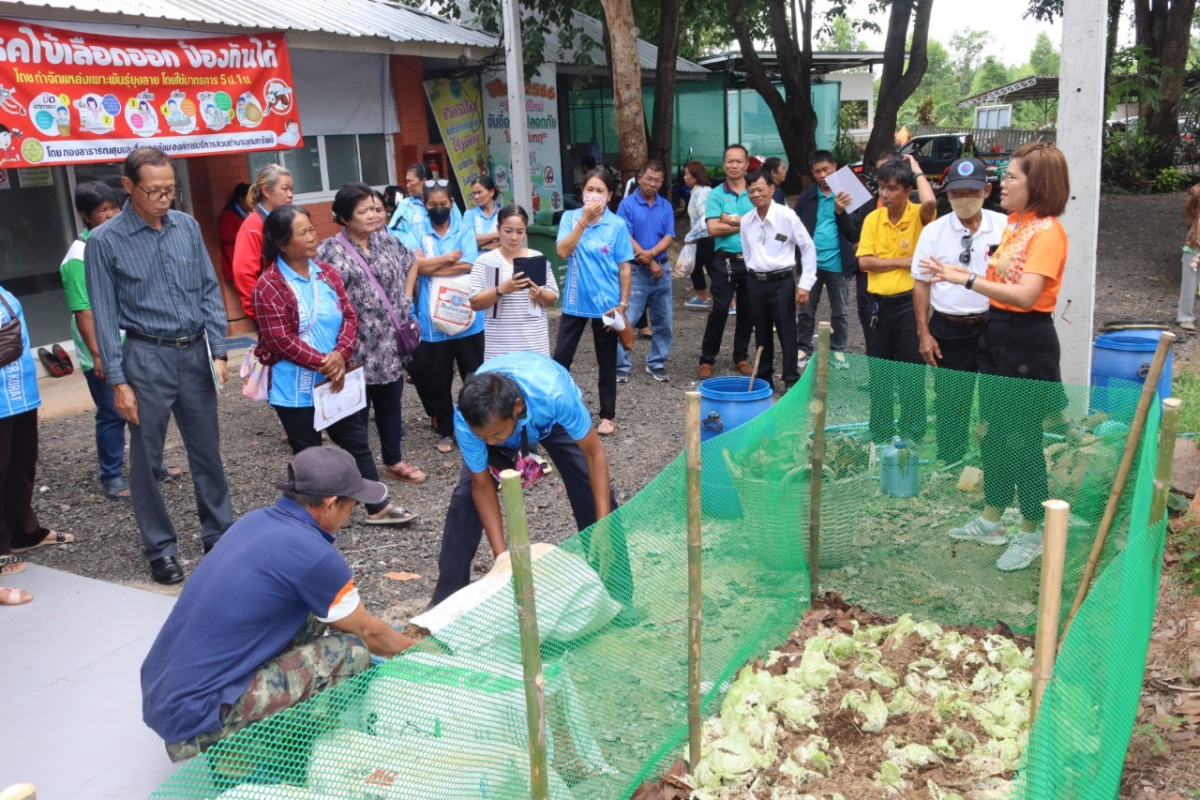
[102,477,132,500]
[365,505,419,526]
[159,464,183,483]
[435,437,454,454]
[0,587,32,606]
[0,555,26,576]
[13,530,75,552]
[385,462,427,484]
[597,419,616,436]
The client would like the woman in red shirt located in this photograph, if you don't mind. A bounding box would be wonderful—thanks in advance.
[923,142,1070,572]
[217,182,251,287]
[232,164,294,321]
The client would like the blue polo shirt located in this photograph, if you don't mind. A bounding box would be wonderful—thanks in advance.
[141,497,360,744]
[705,181,754,254]
[0,287,40,419]
[814,190,842,273]
[387,196,463,251]
[268,259,345,409]
[617,190,674,264]
[454,352,593,474]
[556,208,635,318]
[415,217,483,343]
[464,204,499,237]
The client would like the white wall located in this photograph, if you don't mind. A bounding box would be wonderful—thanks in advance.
[828,72,875,123]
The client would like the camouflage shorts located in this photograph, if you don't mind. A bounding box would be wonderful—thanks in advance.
[166,615,370,763]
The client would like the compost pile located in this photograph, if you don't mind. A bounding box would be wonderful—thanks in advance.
[645,596,1037,800]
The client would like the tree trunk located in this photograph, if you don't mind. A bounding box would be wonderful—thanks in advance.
[728,0,817,184]
[600,0,649,181]
[865,0,934,164]
[1103,0,1123,110]
[650,0,681,196]
[1137,0,1198,142]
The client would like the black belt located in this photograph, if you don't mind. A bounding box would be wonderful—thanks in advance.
[751,269,794,282]
[717,252,744,261]
[987,309,1054,321]
[126,329,206,349]
[868,291,913,305]
[934,310,988,325]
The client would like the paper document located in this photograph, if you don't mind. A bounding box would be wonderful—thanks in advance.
[823,166,874,214]
[313,365,367,431]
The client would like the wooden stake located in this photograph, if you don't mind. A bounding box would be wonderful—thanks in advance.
[1150,480,1172,532]
[497,469,549,800]
[747,345,764,391]
[1154,397,1183,493]
[1031,499,1070,723]
[1061,332,1175,643]
[685,391,703,771]
[808,322,832,603]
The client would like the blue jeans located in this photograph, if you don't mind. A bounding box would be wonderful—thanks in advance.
[617,264,674,373]
[84,368,127,483]
[796,269,850,355]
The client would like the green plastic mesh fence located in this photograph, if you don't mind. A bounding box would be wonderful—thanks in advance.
[151,353,1163,800]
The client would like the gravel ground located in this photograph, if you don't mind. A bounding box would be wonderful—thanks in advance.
[23,192,1199,623]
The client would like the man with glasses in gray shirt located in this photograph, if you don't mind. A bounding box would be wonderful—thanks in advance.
[86,147,233,585]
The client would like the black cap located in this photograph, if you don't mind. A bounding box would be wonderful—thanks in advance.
[943,158,989,191]
[275,446,388,505]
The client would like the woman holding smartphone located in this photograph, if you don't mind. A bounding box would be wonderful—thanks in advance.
[469,204,559,359]
[553,169,633,435]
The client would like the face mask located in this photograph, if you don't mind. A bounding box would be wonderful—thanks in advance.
[583,191,607,206]
[428,206,452,225]
[949,197,985,219]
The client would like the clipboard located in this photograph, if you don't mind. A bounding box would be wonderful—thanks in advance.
[513,255,548,287]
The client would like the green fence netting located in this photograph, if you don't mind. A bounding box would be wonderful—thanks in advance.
[151,353,1164,800]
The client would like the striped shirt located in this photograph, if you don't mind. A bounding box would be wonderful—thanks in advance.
[85,207,228,386]
[468,249,559,360]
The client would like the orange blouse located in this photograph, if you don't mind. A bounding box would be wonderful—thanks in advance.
[986,211,1068,314]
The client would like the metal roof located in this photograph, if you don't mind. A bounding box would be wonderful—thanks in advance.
[699,50,887,77]
[958,75,1060,109]
[0,0,498,50]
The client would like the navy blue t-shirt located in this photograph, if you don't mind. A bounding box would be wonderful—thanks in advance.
[141,498,360,743]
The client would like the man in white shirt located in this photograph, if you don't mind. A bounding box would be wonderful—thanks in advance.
[742,168,817,390]
[912,157,1005,466]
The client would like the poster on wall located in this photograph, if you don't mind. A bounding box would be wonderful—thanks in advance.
[0,19,301,167]
[423,76,486,206]
[481,64,562,223]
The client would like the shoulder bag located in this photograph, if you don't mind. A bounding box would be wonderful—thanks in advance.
[0,293,24,369]
[338,233,421,357]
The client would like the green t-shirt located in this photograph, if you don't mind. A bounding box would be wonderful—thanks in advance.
[60,230,93,371]
[705,181,755,254]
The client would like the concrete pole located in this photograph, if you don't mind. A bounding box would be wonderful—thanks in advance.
[501,0,533,212]
[1054,0,1106,387]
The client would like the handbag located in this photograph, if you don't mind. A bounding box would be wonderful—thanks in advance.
[338,233,421,357]
[240,348,270,402]
[0,292,25,369]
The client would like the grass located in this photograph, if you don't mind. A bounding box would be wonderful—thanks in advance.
[1175,370,1200,435]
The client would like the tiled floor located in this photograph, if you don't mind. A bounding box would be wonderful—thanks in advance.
[0,564,187,798]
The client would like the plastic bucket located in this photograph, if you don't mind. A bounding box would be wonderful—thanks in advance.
[698,377,774,517]
[1091,329,1173,420]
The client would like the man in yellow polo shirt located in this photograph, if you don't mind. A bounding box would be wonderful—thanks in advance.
[856,154,936,445]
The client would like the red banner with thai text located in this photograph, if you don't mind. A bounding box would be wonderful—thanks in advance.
[0,19,301,167]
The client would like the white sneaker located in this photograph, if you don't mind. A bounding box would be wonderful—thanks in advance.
[797,354,810,371]
[949,516,1009,546]
[832,352,850,370]
[996,532,1044,571]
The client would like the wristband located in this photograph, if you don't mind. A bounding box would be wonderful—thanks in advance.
[212,354,228,362]
[965,274,977,291]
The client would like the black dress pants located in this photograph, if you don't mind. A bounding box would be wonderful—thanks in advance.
[0,409,49,555]
[274,405,388,515]
[747,272,799,390]
[699,253,754,366]
[865,292,927,444]
[553,314,618,421]
[431,425,633,606]
[408,333,485,437]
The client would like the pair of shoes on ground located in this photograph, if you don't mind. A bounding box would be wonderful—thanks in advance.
[38,344,74,377]
[796,352,850,371]
[617,366,670,383]
[696,362,751,378]
[949,515,1043,571]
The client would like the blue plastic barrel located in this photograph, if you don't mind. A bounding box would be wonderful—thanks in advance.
[698,377,774,517]
[1091,329,1173,419]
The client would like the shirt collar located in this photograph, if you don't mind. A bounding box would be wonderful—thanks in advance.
[631,190,660,208]
[121,206,175,235]
[948,211,994,235]
[276,256,321,281]
[273,497,336,543]
[722,180,747,197]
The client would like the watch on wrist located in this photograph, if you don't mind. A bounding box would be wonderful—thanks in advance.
[965,274,977,291]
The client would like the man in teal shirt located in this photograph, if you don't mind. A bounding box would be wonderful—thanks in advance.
[698,144,756,379]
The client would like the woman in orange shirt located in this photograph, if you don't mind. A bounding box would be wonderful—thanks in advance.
[923,142,1070,572]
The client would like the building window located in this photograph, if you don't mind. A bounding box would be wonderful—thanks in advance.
[248,134,391,200]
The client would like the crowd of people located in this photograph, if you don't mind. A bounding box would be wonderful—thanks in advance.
[0,140,1080,763]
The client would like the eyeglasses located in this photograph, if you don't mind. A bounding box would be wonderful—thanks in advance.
[1001,172,1020,184]
[424,179,450,189]
[134,184,180,202]
[959,234,973,266]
